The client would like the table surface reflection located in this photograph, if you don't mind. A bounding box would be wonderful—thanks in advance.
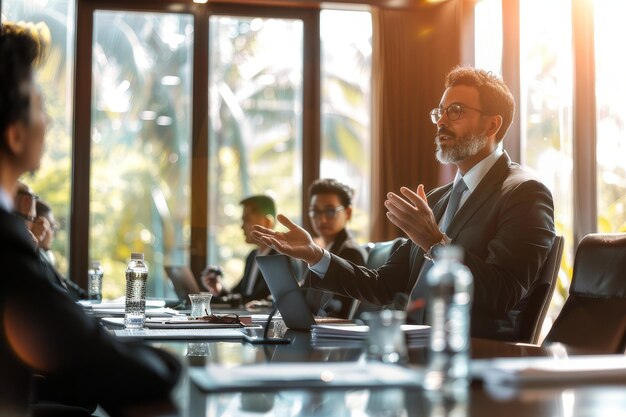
[147,328,626,417]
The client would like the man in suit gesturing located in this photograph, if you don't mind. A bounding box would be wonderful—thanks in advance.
[251,66,555,339]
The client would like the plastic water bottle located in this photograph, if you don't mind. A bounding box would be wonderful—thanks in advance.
[423,245,473,391]
[124,253,148,329]
[87,260,104,303]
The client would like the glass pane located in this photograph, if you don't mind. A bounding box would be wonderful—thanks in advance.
[1,0,75,277]
[320,9,372,245]
[474,0,502,76]
[594,1,626,233]
[91,11,193,299]
[519,0,573,310]
[208,16,303,288]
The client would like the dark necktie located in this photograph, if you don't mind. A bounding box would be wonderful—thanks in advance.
[439,178,468,234]
[407,179,468,322]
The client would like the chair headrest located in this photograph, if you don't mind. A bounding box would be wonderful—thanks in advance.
[571,233,626,298]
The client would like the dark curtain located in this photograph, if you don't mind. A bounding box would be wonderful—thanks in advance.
[370,2,462,242]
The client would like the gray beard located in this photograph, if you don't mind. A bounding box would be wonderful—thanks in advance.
[436,132,488,164]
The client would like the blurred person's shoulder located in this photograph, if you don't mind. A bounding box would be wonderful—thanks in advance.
[0,208,36,254]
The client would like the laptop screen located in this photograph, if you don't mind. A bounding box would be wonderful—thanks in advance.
[256,254,316,330]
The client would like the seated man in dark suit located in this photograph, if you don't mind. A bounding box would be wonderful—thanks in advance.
[0,21,180,415]
[251,66,555,339]
[13,181,39,247]
[201,194,278,305]
[304,178,367,318]
[35,198,86,300]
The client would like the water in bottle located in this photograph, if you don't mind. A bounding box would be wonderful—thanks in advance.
[124,252,148,329]
[87,260,103,303]
[423,245,473,392]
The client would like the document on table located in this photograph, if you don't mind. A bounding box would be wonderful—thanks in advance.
[111,327,248,340]
[102,317,262,330]
[311,324,430,346]
[79,299,182,318]
[78,299,166,309]
[190,361,423,392]
[472,354,626,386]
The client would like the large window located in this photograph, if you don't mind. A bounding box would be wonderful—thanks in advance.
[519,0,574,300]
[90,11,194,298]
[207,15,304,288]
[474,0,502,76]
[474,0,574,316]
[4,1,373,298]
[594,0,626,233]
[1,0,75,277]
[320,9,372,245]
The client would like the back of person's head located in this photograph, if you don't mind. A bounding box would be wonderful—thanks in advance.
[444,66,515,142]
[239,195,276,218]
[0,21,50,151]
[308,178,354,208]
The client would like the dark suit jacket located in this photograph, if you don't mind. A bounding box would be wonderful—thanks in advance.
[0,208,180,415]
[311,152,555,338]
[230,248,277,304]
[305,228,367,318]
[38,249,85,301]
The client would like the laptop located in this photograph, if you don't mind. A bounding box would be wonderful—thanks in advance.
[164,265,201,306]
[257,254,353,331]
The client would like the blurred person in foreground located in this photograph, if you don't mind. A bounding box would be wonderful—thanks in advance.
[251,66,555,339]
[0,21,179,415]
[304,178,366,318]
[200,195,277,306]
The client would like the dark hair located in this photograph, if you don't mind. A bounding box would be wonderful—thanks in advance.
[0,22,49,150]
[36,198,52,218]
[445,66,515,142]
[308,178,354,208]
[239,195,276,217]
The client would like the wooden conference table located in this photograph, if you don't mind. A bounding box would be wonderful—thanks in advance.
[129,318,626,417]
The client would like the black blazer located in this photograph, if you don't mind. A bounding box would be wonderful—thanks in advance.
[305,228,367,318]
[311,152,555,338]
[0,208,180,414]
[38,249,85,301]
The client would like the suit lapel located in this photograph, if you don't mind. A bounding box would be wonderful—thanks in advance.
[328,229,349,255]
[446,152,511,239]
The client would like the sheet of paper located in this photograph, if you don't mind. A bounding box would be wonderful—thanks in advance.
[79,299,166,309]
[472,355,626,386]
[112,327,247,340]
[190,361,423,392]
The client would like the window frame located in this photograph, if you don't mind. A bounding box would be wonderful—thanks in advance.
[72,0,321,286]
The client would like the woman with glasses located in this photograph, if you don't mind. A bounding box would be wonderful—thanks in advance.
[304,178,367,319]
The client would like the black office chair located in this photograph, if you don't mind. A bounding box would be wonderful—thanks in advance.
[497,235,564,344]
[542,233,626,353]
[352,237,407,317]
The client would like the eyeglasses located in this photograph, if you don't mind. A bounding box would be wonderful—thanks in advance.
[308,206,345,219]
[190,312,243,326]
[16,189,38,200]
[429,103,485,124]
[15,211,35,223]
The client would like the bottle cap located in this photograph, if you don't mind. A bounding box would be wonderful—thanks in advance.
[439,245,464,263]
[130,252,144,260]
[91,260,100,268]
